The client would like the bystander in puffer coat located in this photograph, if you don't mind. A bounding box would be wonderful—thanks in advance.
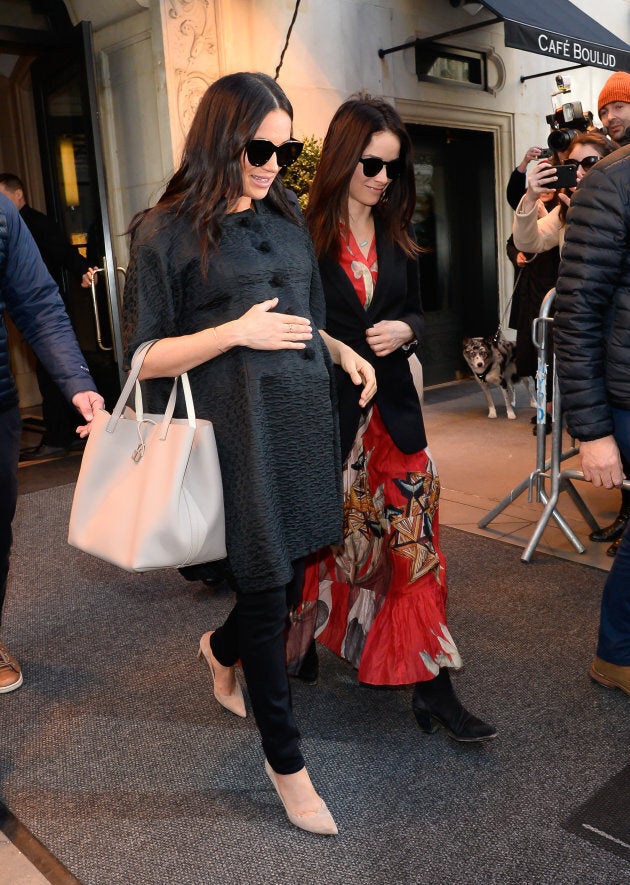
[554,144,630,695]
[554,147,630,441]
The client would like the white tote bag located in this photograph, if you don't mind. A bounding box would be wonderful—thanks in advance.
[68,341,226,572]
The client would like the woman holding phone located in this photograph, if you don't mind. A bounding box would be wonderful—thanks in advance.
[513,131,617,254]
[513,130,629,544]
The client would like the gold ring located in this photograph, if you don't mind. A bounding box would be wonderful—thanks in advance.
[289,324,294,334]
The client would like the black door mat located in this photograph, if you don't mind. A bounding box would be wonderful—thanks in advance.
[423,379,477,405]
[564,765,630,862]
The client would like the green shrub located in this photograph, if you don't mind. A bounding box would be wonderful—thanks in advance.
[282,135,322,210]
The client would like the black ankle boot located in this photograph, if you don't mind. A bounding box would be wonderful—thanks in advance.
[590,490,630,543]
[412,669,497,743]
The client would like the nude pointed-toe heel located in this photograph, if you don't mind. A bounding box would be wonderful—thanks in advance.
[197,631,246,718]
[264,759,338,836]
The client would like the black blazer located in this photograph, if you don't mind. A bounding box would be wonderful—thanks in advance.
[20,204,88,290]
[321,223,427,460]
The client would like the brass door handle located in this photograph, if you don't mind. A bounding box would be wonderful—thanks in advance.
[88,264,126,352]
[89,266,112,352]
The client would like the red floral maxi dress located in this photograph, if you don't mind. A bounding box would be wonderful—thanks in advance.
[288,230,462,686]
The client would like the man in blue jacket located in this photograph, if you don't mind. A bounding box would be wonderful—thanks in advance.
[0,193,103,693]
[554,145,630,697]
[0,173,98,458]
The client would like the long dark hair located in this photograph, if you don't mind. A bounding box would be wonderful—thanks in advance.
[306,96,418,259]
[128,72,300,263]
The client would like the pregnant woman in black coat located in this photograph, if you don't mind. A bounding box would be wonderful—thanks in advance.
[123,72,376,835]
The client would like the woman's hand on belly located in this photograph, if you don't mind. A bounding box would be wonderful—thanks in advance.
[223,297,313,351]
[138,297,313,378]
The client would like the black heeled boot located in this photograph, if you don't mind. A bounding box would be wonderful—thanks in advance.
[590,488,630,543]
[412,669,497,743]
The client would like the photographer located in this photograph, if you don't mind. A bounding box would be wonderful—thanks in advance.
[512,132,617,255]
[506,146,544,211]
[506,188,560,434]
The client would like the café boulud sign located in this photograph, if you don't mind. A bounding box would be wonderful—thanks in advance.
[504,21,630,72]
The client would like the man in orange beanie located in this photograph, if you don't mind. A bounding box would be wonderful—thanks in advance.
[598,70,630,145]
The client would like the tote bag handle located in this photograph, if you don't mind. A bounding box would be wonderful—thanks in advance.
[106,340,197,438]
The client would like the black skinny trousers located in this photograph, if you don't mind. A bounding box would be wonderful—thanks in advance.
[210,560,305,775]
[35,361,80,448]
[0,405,21,627]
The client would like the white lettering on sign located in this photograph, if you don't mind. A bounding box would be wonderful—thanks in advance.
[573,42,615,68]
[538,34,570,57]
[537,33,616,69]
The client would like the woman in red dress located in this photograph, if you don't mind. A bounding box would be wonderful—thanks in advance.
[290,96,496,741]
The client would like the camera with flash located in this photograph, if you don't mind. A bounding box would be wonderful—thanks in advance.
[545,75,589,151]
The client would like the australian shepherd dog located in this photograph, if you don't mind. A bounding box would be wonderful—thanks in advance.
[462,335,521,419]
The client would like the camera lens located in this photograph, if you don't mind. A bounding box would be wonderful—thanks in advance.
[547,129,576,151]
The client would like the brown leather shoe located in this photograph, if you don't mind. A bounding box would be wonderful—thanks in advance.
[606,535,622,557]
[589,656,630,696]
[0,642,23,693]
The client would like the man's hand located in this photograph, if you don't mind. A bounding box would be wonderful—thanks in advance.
[81,267,100,288]
[72,390,105,437]
[580,436,625,488]
[517,146,542,173]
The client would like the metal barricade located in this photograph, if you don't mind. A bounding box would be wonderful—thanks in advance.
[478,287,630,562]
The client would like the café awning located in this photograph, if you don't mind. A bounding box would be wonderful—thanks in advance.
[379,0,630,75]
[481,0,630,73]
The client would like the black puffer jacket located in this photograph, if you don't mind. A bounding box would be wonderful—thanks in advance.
[553,145,630,442]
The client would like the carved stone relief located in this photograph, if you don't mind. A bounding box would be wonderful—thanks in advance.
[161,0,220,157]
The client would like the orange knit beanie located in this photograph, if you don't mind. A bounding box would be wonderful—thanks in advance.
[598,71,630,115]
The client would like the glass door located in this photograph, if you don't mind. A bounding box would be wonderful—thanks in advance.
[30,21,123,406]
[407,123,498,386]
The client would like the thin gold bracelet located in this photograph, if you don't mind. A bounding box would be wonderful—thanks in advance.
[212,326,226,354]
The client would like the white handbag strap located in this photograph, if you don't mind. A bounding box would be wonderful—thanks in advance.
[135,381,145,421]
[181,373,196,426]
[159,372,196,439]
[106,339,198,436]
[107,340,157,432]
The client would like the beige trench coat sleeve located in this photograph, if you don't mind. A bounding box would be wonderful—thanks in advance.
[513,198,563,254]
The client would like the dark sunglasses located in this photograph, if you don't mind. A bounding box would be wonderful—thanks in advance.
[245,138,303,168]
[562,155,600,171]
[358,156,402,179]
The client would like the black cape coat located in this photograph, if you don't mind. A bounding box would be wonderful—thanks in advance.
[122,199,343,593]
